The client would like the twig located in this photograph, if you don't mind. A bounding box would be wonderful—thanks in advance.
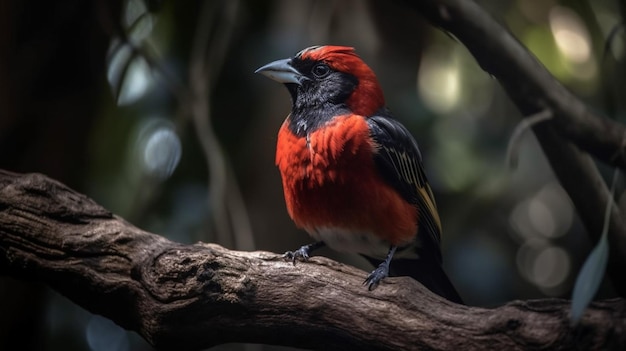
[506,109,553,169]
[188,0,254,249]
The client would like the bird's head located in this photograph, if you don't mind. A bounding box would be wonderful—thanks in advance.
[255,46,385,118]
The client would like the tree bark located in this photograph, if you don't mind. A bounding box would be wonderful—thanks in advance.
[1,170,624,350]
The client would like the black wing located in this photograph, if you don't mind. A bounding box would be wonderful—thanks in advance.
[366,113,443,264]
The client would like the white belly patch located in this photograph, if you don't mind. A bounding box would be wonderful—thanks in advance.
[307,226,420,260]
[308,227,391,259]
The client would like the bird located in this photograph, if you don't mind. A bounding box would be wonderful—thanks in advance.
[255,45,462,303]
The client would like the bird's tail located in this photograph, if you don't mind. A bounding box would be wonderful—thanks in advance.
[362,256,464,304]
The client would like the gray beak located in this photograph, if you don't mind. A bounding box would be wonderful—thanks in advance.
[255,58,303,85]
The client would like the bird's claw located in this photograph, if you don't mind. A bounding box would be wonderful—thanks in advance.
[364,264,389,291]
[283,245,311,265]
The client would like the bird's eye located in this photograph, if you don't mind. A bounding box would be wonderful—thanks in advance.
[311,63,331,78]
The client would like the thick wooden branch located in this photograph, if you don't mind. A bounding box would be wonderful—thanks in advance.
[402,0,626,296]
[0,170,625,350]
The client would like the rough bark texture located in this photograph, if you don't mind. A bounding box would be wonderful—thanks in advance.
[0,170,625,350]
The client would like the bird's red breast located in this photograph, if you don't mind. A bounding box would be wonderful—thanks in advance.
[257,45,462,302]
[275,113,418,252]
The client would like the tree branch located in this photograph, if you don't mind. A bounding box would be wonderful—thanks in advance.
[401,0,626,296]
[405,0,626,169]
[0,170,624,350]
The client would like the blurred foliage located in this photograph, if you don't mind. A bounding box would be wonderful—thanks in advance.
[1,0,625,350]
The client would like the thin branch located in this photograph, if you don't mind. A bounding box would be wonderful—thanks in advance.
[506,109,553,169]
[107,19,191,106]
[188,0,254,250]
[189,1,229,245]
[133,41,191,106]
[0,170,624,350]
[400,0,626,296]
[603,22,625,60]
[102,1,253,249]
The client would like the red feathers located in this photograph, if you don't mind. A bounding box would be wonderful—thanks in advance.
[257,45,462,301]
[275,114,418,247]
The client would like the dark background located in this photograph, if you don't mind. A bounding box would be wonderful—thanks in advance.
[0,0,624,350]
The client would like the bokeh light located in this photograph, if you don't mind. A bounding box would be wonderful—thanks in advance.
[125,0,155,44]
[5,0,624,347]
[549,6,591,64]
[511,182,574,294]
[86,315,129,351]
[532,245,570,290]
[134,118,182,181]
[418,45,461,114]
[106,43,155,106]
[549,5,597,82]
[105,0,157,106]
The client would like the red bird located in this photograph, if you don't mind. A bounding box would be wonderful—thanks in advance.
[256,45,462,303]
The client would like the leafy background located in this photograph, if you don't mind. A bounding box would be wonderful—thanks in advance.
[0,0,624,350]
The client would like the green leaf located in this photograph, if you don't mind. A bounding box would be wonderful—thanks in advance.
[570,169,618,324]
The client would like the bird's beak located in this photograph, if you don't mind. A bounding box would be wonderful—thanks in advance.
[255,58,303,85]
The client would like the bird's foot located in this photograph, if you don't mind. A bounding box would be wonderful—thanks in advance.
[283,245,312,265]
[283,241,325,265]
[364,263,390,291]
